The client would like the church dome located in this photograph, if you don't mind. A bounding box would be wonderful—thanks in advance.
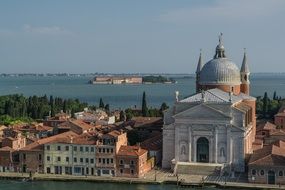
[199,58,241,85]
[198,34,241,86]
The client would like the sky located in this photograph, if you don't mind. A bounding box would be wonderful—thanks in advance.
[0,0,284,74]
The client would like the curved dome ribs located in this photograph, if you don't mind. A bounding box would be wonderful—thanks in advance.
[196,34,243,91]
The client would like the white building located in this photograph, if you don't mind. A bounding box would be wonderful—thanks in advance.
[162,35,256,175]
[44,133,97,176]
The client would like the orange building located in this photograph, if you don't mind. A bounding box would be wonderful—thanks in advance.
[116,145,151,178]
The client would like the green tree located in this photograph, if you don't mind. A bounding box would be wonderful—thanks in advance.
[273,91,277,100]
[142,91,148,117]
[262,92,269,118]
[105,104,110,113]
[49,95,55,117]
[119,110,126,121]
[99,98,104,108]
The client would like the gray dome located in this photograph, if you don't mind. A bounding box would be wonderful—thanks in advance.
[199,58,241,85]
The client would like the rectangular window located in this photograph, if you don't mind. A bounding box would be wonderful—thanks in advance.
[130,160,134,165]
[74,167,81,174]
[85,147,89,152]
[23,153,26,160]
[80,146,83,152]
[90,159,94,164]
[66,157,69,162]
[73,146,77,151]
[131,169,134,175]
[110,148,113,153]
[107,149,109,153]
[46,145,50,151]
[107,159,109,164]
[99,158,101,163]
[57,146,61,151]
[47,156,50,161]
[120,159,123,165]
[102,169,110,174]
[57,157,61,162]
[120,169,123,174]
[65,146,69,151]
[74,157,77,163]
[91,147,94,152]
[39,154,42,161]
[103,148,105,153]
[103,158,105,164]
[99,148,101,153]
[80,158,83,163]
[110,159,113,163]
[85,158,89,163]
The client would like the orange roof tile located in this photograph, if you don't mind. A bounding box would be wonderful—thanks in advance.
[117,145,147,157]
[141,134,162,151]
[249,140,285,166]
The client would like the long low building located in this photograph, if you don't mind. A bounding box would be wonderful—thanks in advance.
[91,76,142,84]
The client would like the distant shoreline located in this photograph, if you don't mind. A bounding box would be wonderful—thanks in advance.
[1,73,285,78]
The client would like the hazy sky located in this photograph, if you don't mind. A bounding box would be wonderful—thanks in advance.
[0,0,284,74]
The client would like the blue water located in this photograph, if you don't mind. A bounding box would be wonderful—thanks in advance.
[0,74,284,109]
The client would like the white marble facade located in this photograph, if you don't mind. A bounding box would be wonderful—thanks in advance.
[162,89,255,172]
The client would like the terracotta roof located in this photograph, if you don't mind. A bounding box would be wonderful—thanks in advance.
[20,131,78,151]
[69,119,95,131]
[275,112,285,117]
[141,134,162,151]
[0,146,14,152]
[48,133,96,145]
[249,140,285,166]
[107,130,122,137]
[263,122,276,130]
[270,129,285,136]
[117,145,147,157]
[132,117,162,128]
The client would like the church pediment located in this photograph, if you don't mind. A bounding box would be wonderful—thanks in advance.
[173,104,231,120]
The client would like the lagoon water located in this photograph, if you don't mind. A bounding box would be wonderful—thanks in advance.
[0,74,282,190]
[0,180,219,190]
[0,74,285,109]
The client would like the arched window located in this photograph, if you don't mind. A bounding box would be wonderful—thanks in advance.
[252,169,256,175]
[220,147,225,157]
[260,170,264,176]
[279,171,283,177]
[181,145,186,155]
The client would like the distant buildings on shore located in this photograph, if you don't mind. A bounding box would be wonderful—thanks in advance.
[91,76,143,84]
[90,75,175,84]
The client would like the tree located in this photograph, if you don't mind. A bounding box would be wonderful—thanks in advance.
[262,92,269,118]
[105,104,110,113]
[142,91,148,117]
[273,91,277,100]
[99,98,104,108]
[49,95,55,117]
[119,110,126,121]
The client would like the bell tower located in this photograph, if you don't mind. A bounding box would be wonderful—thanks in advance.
[196,49,203,93]
[240,49,250,95]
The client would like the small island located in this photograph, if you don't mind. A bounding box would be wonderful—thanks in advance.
[89,75,175,84]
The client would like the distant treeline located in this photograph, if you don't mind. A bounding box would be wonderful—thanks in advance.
[0,94,88,121]
[256,91,285,119]
[142,75,175,83]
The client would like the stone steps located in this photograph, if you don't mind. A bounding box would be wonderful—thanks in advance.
[175,162,223,175]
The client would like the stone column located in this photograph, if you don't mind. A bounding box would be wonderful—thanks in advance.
[175,125,179,162]
[209,136,214,163]
[226,126,232,163]
[188,127,192,162]
[214,126,218,163]
[193,136,197,162]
